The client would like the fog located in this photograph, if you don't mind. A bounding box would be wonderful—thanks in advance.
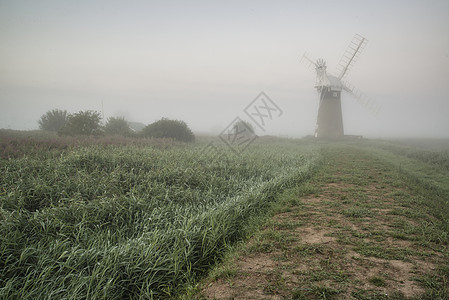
[1,0,448,138]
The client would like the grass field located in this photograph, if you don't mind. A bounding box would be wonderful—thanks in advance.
[1,132,448,299]
[199,142,449,299]
[0,132,319,299]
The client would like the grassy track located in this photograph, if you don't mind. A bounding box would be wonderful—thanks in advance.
[198,144,449,299]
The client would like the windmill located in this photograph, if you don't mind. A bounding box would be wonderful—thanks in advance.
[301,34,372,139]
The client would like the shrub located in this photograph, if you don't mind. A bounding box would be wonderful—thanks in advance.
[233,120,255,135]
[38,109,68,132]
[141,118,195,142]
[59,111,102,136]
[104,117,132,136]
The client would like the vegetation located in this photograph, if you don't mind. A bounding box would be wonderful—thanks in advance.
[104,116,132,136]
[37,109,197,143]
[142,118,195,142]
[366,139,449,171]
[199,143,449,299]
[59,110,102,136]
[38,109,68,132]
[0,129,177,159]
[0,133,318,298]
[232,119,255,135]
[1,133,448,299]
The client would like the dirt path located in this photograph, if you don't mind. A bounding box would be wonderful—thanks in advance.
[198,147,448,299]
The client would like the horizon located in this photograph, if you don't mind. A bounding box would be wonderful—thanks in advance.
[1,1,448,139]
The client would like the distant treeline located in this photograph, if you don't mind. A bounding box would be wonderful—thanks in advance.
[37,109,195,142]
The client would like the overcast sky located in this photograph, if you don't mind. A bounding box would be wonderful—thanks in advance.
[1,0,448,138]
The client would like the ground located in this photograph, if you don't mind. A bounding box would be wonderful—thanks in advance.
[196,146,449,299]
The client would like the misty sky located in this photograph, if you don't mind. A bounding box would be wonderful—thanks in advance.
[1,0,448,138]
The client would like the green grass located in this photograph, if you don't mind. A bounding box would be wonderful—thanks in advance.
[2,134,449,299]
[0,139,319,298]
[369,276,387,287]
[196,142,449,299]
[342,206,374,218]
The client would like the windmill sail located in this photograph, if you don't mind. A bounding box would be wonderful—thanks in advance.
[336,34,368,80]
[342,81,381,115]
[300,53,318,69]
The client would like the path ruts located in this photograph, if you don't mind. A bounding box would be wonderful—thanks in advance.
[198,146,448,299]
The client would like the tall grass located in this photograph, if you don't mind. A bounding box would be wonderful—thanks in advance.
[0,129,178,159]
[0,143,319,298]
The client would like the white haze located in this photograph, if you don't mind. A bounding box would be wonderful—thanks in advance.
[1,0,448,138]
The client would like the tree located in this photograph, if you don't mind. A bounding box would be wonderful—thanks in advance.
[141,118,195,142]
[38,109,68,132]
[104,116,132,136]
[59,110,102,136]
[232,120,255,136]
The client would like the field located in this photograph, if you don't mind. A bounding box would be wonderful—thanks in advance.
[1,131,448,299]
[199,141,449,299]
[0,131,319,299]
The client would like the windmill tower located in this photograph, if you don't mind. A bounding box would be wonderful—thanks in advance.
[301,34,369,139]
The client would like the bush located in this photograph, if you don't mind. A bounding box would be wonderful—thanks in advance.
[104,117,132,136]
[141,118,195,142]
[233,120,255,135]
[38,109,68,132]
[59,111,102,136]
